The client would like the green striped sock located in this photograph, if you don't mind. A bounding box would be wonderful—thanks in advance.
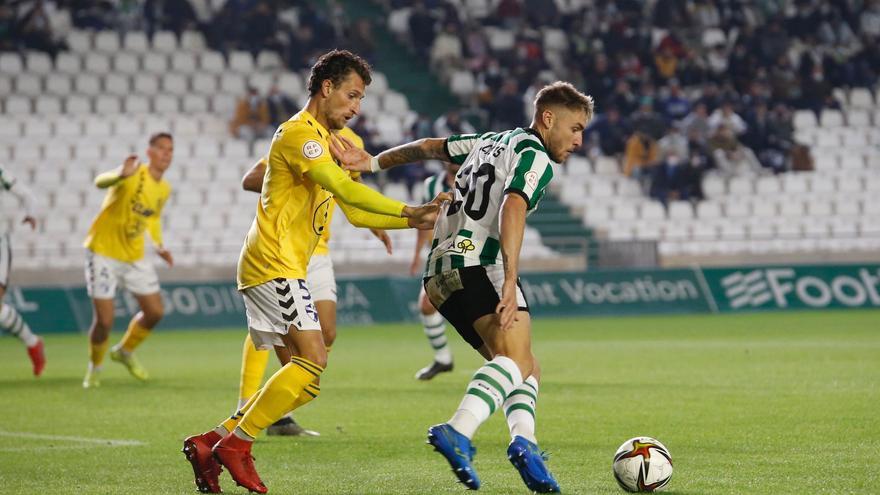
[421,311,451,364]
[504,375,539,444]
[0,304,38,347]
[449,356,523,439]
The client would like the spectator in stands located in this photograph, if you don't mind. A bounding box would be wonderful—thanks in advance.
[707,124,764,177]
[15,1,67,57]
[631,96,667,140]
[583,53,616,107]
[346,18,376,61]
[229,87,272,142]
[265,84,297,127]
[408,1,436,58]
[649,152,692,206]
[430,23,463,71]
[489,79,526,129]
[433,110,475,137]
[653,45,679,82]
[682,102,712,146]
[707,101,747,135]
[0,6,16,51]
[584,105,629,157]
[609,80,639,117]
[623,132,659,190]
[658,123,689,162]
[660,80,691,122]
[144,0,199,38]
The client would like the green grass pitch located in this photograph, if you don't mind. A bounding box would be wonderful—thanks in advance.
[1,310,878,494]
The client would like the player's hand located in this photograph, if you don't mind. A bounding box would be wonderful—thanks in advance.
[21,216,37,230]
[495,279,519,331]
[120,155,139,178]
[404,192,451,230]
[370,228,393,255]
[329,134,373,173]
[157,247,174,267]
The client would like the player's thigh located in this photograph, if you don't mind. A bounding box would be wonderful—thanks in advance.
[418,287,437,315]
[306,255,337,347]
[85,250,120,300]
[123,258,161,299]
[241,278,323,363]
[472,310,533,364]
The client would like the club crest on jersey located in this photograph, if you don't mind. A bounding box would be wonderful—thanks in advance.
[525,170,539,189]
[456,239,476,253]
[302,140,323,159]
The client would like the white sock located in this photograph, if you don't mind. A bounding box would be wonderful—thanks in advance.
[87,362,102,372]
[504,375,539,444]
[0,304,38,347]
[449,356,523,439]
[422,311,452,365]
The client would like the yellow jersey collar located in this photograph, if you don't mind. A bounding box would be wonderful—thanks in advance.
[299,110,331,140]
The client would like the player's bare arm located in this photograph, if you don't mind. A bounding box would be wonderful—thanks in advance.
[496,192,528,331]
[410,227,432,276]
[241,159,267,193]
[330,135,449,173]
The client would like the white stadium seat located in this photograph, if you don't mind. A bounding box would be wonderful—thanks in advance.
[46,74,72,95]
[0,53,23,73]
[228,51,254,73]
[67,30,92,53]
[35,96,62,115]
[84,53,111,74]
[65,95,92,114]
[125,95,151,114]
[256,51,283,70]
[5,95,32,115]
[74,74,101,95]
[276,72,302,94]
[124,31,150,53]
[849,88,873,108]
[15,73,43,96]
[95,95,122,114]
[26,52,53,74]
[143,53,169,73]
[162,73,189,95]
[200,52,225,74]
[820,109,844,127]
[191,73,218,95]
[94,31,120,53]
[182,95,209,113]
[55,53,82,74]
[104,73,131,96]
[171,52,198,73]
[181,31,206,52]
[152,31,178,53]
[220,74,246,95]
[134,74,160,94]
[114,52,140,74]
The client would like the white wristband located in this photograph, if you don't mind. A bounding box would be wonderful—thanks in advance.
[370,156,381,173]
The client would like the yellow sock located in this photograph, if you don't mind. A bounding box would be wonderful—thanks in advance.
[221,391,260,433]
[291,380,321,410]
[119,319,151,353]
[89,339,110,367]
[238,357,324,438]
[239,334,270,402]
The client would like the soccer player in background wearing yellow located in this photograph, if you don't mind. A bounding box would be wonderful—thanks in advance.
[237,128,392,437]
[82,133,175,388]
[182,50,446,494]
[0,165,46,376]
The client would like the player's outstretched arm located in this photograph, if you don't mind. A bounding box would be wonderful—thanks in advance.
[336,193,449,230]
[330,135,449,173]
[241,158,267,193]
[95,154,139,188]
[496,192,528,331]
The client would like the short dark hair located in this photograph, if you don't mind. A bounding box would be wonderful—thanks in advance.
[148,132,173,146]
[307,50,372,96]
[533,81,595,122]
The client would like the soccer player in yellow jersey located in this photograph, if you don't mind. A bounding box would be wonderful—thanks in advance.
[237,129,392,437]
[182,50,445,494]
[82,132,175,388]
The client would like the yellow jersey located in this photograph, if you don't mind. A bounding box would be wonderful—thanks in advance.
[313,126,363,256]
[84,164,171,263]
[238,110,356,289]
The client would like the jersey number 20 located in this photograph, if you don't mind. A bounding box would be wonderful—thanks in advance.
[448,162,495,221]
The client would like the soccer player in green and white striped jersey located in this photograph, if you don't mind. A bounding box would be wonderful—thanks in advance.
[330,81,594,493]
[410,162,459,380]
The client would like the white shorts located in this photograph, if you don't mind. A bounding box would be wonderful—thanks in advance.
[242,278,322,350]
[0,233,10,288]
[85,250,160,299]
[306,254,336,303]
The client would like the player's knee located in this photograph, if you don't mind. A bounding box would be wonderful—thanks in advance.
[301,347,328,370]
[141,307,164,327]
[419,295,436,315]
[92,315,114,333]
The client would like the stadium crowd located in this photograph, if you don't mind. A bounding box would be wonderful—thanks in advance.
[387,0,879,203]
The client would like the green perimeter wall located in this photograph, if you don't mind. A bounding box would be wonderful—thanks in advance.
[5,263,879,333]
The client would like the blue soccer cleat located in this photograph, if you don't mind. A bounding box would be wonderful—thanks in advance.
[507,436,561,493]
[427,423,481,490]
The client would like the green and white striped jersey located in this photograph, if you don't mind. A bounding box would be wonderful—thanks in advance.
[425,128,555,276]
[422,171,453,204]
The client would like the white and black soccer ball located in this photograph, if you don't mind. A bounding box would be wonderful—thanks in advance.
[612,436,673,492]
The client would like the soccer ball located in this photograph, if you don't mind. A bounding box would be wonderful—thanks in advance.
[612,436,673,492]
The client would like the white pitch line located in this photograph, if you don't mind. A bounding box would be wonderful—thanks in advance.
[0,430,146,447]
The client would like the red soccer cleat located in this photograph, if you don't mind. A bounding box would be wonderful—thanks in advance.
[212,433,267,494]
[182,431,224,493]
[27,338,45,377]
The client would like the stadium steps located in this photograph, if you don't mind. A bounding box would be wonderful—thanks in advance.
[527,194,596,262]
[330,0,458,117]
